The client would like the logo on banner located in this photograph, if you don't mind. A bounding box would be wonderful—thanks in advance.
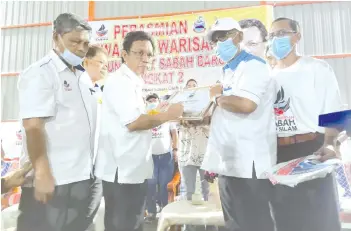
[193,16,206,33]
[95,24,108,41]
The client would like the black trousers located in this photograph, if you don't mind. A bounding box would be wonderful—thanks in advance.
[102,170,148,231]
[17,179,94,231]
[218,165,274,231]
[270,135,341,231]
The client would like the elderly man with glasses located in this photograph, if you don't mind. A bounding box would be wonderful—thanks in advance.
[94,31,184,231]
[268,17,342,231]
[201,18,277,231]
[239,18,268,59]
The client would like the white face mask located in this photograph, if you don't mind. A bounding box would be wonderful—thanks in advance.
[58,35,84,66]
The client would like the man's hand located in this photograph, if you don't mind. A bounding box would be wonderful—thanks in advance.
[3,162,32,191]
[166,103,184,120]
[34,168,55,204]
[315,144,340,162]
[210,84,223,100]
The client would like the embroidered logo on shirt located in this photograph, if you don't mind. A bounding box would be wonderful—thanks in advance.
[63,80,72,91]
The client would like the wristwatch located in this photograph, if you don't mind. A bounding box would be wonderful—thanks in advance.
[172,148,178,151]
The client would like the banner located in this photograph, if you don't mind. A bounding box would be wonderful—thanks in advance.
[89,5,273,96]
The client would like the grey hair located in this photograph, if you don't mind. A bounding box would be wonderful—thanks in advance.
[272,17,300,33]
[53,13,92,35]
[239,19,268,42]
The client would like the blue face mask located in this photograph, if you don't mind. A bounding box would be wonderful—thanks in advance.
[269,36,293,60]
[146,102,158,111]
[216,38,238,63]
[59,35,84,66]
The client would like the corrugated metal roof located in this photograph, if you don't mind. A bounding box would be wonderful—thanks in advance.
[325,57,351,107]
[94,1,260,19]
[1,76,19,121]
[273,1,351,56]
[1,1,88,26]
[1,26,53,73]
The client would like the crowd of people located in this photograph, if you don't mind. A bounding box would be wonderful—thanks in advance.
[6,10,344,231]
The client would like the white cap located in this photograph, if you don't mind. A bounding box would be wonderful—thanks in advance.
[207,18,242,41]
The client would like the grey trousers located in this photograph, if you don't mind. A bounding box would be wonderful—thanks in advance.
[17,179,96,231]
[218,171,274,231]
[179,165,209,200]
[102,170,148,231]
[87,178,103,231]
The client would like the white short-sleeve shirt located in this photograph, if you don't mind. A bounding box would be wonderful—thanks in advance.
[271,56,343,137]
[151,122,176,155]
[17,50,95,186]
[94,64,153,184]
[201,51,277,179]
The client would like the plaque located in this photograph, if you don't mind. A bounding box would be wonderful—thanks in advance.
[166,86,213,120]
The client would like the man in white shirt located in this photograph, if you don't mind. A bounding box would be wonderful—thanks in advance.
[17,13,97,231]
[83,45,108,230]
[201,18,276,231]
[239,18,268,59]
[268,17,342,231]
[95,31,183,231]
[144,93,178,221]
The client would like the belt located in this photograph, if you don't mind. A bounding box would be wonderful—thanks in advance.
[278,133,318,146]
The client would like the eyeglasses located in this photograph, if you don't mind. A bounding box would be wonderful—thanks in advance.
[244,41,264,47]
[267,29,297,40]
[129,50,154,59]
[211,31,238,44]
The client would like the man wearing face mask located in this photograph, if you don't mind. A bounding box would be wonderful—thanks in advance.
[17,13,97,231]
[268,17,343,231]
[144,93,178,222]
[201,18,277,231]
[239,18,268,59]
[95,31,183,231]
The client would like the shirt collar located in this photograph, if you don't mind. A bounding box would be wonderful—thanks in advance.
[120,64,144,87]
[48,49,85,73]
[223,50,266,72]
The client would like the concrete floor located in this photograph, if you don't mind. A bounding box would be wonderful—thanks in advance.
[144,220,351,231]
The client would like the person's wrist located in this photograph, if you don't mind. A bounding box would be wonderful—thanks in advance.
[172,148,178,151]
[212,94,222,104]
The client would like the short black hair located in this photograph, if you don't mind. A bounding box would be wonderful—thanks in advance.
[163,95,171,101]
[53,13,91,35]
[86,45,107,59]
[146,93,159,101]
[186,78,197,86]
[239,19,268,42]
[272,17,300,32]
[122,31,155,63]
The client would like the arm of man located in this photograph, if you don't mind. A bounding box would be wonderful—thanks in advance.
[170,123,178,161]
[104,77,182,132]
[18,68,56,203]
[127,113,173,132]
[216,61,272,114]
[170,124,178,150]
[314,60,344,161]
